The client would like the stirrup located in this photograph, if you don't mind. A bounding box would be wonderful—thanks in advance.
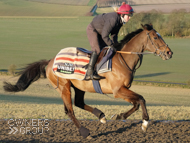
[85,73,105,80]
[92,74,105,80]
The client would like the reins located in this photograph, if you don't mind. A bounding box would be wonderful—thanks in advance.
[116,43,154,73]
[118,53,143,73]
[117,52,143,89]
[117,51,154,55]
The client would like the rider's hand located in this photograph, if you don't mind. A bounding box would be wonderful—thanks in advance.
[110,45,117,52]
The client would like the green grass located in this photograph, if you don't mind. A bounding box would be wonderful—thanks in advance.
[96,7,113,14]
[0,17,190,84]
[0,0,91,16]
[28,0,90,5]
[0,0,189,84]
[0,17,93,69]
[87,0,97,6]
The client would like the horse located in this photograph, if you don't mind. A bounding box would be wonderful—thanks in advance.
[3,24,173,139]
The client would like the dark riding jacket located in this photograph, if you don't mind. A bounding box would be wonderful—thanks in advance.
[90,12,123,46]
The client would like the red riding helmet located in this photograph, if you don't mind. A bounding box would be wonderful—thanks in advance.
[117,2,134,15]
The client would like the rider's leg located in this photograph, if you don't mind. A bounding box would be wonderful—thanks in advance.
[85,51,104,80]
[86,24,104,80]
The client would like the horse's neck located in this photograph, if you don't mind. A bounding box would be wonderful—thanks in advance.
[122,31,146,53]
[119,32,146,70]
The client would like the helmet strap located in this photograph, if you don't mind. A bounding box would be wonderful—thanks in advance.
[121,16,126,24]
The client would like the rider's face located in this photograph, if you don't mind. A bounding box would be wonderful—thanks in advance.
[123,15,131,23]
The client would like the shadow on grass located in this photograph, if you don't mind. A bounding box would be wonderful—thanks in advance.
[0,94,183,106]
[135,72,171,79]
[0,94,130,105]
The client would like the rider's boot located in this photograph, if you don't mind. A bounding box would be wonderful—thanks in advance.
[85,51,105,80]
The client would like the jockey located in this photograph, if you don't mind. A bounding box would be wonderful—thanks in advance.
[85,2,134,80]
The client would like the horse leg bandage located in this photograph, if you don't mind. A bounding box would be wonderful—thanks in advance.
[92,108,105,119]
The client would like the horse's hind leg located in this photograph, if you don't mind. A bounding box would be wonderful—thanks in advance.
[72,85,106,124]
[113,86,149,132]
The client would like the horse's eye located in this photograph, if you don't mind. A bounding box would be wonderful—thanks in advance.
[154,37,158,40]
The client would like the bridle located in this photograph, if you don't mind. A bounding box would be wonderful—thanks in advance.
[117,29,168,73]
[146,29,168,57]
[118,53,143,73]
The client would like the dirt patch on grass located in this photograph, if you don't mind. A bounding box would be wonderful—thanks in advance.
[0,120,190,142]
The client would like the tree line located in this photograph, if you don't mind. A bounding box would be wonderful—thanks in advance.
[120,9,190,38]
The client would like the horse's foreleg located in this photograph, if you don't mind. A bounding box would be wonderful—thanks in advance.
[73,86,106,124]
[46,60,91,138]
[113,86,149,132]
[47,77,91,138]
[60,81,92,138]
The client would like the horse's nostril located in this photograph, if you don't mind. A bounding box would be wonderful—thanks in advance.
[167,51,172,55]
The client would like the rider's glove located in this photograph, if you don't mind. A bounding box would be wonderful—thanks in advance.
[110,45,117,52]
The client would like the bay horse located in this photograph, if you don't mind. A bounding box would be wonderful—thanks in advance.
[3,24,173,139]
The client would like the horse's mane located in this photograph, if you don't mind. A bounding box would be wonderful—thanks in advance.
[113,28,143,51]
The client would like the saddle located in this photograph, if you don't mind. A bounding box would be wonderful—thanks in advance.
[52,47,112,80]
[97,48,109,64]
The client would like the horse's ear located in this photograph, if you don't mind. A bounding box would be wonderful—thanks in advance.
[149,23,153,29]
[141,24,146,30]
[142,24,153,30]
[141,24,147,30]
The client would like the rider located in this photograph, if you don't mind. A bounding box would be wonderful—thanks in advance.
[85,2,134,80]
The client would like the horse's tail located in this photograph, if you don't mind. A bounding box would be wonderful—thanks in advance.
[3,60,50,92]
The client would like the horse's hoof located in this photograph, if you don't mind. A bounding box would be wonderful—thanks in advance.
[141,120,149,132]
[100,116,107,124]
[86,135,93,140]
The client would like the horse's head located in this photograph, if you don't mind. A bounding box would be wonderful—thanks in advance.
[142,24,173,60]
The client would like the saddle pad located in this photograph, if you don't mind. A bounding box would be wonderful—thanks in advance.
[52,47,113,81]
[52,47,90,80]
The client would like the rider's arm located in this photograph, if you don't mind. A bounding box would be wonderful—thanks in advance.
[111,33,119,44]
[101,18,116,46]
